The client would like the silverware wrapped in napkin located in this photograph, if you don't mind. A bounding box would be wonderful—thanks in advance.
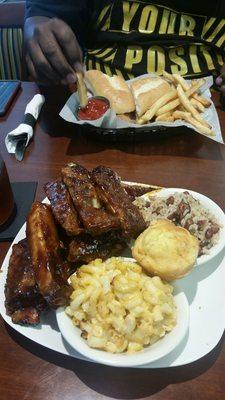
[5,94,45,161]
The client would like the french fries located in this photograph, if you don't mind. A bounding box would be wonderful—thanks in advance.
[155,79,205,117]
[133,71,214,136]
[172,74,189,91]
[173,110,191,120]
[155,112,174,122]
[176,84,211,128]
[77,72,88,108]
[137,89,177,124]
[185,79,205,96]
[173,110,214,136]
[190,98,205,113]
[192,93,211,107]
[156,98,180,116]
[162,70,175,83]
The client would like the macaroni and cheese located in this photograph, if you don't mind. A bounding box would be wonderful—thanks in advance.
[66,257,177,353]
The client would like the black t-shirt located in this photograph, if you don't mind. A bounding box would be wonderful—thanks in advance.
[26,0,225,79]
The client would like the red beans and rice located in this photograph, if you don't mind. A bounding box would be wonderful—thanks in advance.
[134,191,220,256]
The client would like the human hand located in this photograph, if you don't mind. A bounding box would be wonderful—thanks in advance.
[24,16,83,85]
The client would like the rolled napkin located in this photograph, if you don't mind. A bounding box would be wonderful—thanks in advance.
[5,94,45,155]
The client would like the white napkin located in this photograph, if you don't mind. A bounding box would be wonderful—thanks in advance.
[5,94,45,154]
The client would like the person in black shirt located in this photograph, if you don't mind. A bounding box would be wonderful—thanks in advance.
[24,0,225,96]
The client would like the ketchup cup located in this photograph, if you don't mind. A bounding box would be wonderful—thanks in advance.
[75,96,110,121]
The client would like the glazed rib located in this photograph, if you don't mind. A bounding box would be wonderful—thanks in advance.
[61,163,119,235]
[26,202,72,307]
[11,307,40,325]
[91,166,146,237]
[68,232,126,263]
[4,239,46,325]
[44,179,83,236]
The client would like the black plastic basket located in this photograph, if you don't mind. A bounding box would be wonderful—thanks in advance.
[80,123,185,143]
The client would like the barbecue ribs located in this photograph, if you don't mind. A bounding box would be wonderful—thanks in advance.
[5,239,46,325]
[26,202,72,307]
[61,163,119,235]
[44,179,83,236]
[91,166,146,237]
[67,232,127,263]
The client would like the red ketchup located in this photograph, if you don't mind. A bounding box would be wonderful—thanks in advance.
[77,97,109,120]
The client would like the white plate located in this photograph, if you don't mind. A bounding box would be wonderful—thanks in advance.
[0,189,225,368]
[140,188,225,267]
[56,263,189,367]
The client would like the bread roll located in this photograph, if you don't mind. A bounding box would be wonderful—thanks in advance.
[85,70,135,114]
[130,77,171,117]
[132,219,199,281]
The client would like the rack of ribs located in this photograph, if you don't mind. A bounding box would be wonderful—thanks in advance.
[44,179,83,236]
[5,239,47,325]
[67,232,127,263]
[61,163,119,235]
[26,202,72,307]
[91,166,146,237]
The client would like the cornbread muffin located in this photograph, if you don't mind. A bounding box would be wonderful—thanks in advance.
[132,219,199,281]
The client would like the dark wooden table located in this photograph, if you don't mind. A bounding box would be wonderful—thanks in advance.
[0,82,225,400]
